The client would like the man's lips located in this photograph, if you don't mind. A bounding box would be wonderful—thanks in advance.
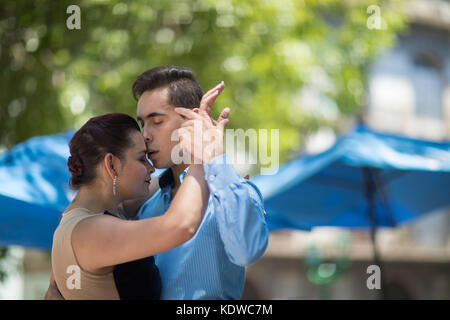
[147,151,159,159]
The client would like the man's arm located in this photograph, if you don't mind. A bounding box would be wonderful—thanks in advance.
[204,153,269,266]
[189,80,268,266]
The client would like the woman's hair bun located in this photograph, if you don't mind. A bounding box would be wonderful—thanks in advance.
[67,155,83,178]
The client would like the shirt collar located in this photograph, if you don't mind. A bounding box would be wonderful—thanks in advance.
[159,169,175,190]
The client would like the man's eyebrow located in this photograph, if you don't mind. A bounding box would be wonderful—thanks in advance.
[136,112,167,121]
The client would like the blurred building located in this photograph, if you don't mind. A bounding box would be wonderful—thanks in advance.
[365,0,450,252]
[243,0,450,300]
[243,228,450,299]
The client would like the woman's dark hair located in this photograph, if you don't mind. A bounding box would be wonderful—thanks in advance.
[67,113,141,189]
[132,65,204,109]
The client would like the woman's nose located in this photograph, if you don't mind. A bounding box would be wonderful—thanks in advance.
[144,151,154,171]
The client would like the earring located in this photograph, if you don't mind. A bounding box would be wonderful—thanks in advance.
[113,175,117,196]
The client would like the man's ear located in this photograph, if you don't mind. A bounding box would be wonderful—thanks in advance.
[104,153,118,179]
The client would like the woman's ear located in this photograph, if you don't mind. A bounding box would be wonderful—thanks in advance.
[104,153,118,180]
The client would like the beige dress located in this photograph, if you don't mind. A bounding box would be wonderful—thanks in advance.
[51,208,120,300]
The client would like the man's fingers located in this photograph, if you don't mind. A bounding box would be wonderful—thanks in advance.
[199,91,220,115]
[199,81,225,115]
[216,107,230,123]
[175,107,202,120]
[181,120,196,128]
[202,81,225,102]
[216,118,229,132]
[216,108,230,131]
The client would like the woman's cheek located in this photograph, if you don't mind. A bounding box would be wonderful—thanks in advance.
[141,164,148,177]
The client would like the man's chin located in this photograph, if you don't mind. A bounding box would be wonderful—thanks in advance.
[152,159,172,170]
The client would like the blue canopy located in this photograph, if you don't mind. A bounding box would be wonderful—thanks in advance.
[2,125,449,250]
[252,125,450,231]
[0,131,75,250]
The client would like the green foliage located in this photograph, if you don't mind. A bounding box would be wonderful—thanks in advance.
[1,0,407,164]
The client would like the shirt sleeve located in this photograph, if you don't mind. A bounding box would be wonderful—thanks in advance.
[203,153,269,266]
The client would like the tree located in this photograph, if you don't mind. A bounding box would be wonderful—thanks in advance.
[1,0,406,162]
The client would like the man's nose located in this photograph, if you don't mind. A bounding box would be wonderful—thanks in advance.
[143,129,153,143]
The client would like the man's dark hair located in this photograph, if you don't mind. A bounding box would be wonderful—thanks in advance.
[132,65,204,109]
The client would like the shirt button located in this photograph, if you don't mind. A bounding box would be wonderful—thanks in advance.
[208,175,216,182]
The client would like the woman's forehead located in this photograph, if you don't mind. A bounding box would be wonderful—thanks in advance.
[129,131,146,150]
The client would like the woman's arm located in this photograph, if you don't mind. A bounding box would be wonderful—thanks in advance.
[43,271,64,300]
[71,164,208,272]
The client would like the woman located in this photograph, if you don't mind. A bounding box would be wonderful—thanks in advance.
[51,112,215,299]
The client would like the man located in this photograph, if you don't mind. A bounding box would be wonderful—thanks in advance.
[132,65,268,300]
[46,65,268,300]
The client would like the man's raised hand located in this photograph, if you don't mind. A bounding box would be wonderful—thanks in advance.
[175,107,229,164]
[196,81,230,126]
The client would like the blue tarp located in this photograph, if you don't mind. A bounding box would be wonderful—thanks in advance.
[252,125,450,231]
[0,131,75,250]
[1,125,450,250]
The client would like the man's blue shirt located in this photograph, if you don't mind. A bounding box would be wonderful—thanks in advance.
[137,153,268,299]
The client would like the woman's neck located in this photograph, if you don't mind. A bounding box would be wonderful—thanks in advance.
[67,183,119,215]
